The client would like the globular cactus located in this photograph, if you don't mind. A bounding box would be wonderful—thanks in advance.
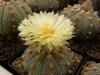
[25,0,68,11]
[81,62,100,75]
[20,45,79,75]
[12,12,81,75]
[61,0,100,41]
[0,0,32,40]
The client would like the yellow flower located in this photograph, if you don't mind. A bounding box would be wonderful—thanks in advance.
[18,12,74,51]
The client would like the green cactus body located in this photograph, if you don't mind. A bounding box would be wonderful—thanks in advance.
[61,0,100,41]
[0,0,32,39]
[19,45,77,75]
[71,10,100,40]
[25,0,68,11]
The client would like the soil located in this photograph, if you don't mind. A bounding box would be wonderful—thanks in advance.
[12,58,24,75]
[0,34,24,61]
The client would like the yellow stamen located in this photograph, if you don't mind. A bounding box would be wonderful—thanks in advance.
[42,25,54,34]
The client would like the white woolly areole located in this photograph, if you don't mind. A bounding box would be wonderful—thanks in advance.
[18,12,75,51]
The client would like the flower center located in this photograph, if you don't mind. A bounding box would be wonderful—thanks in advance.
[42,25,54,35]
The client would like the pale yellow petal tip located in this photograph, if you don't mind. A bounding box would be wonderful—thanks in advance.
[18,12,75,51]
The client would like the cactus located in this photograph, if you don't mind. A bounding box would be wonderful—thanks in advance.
[0,0,32,40]
[25,0,68,11]
[19,45,79,75]
[12,12,81,75]
[61,0,100,41]
[82,62,100,75]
